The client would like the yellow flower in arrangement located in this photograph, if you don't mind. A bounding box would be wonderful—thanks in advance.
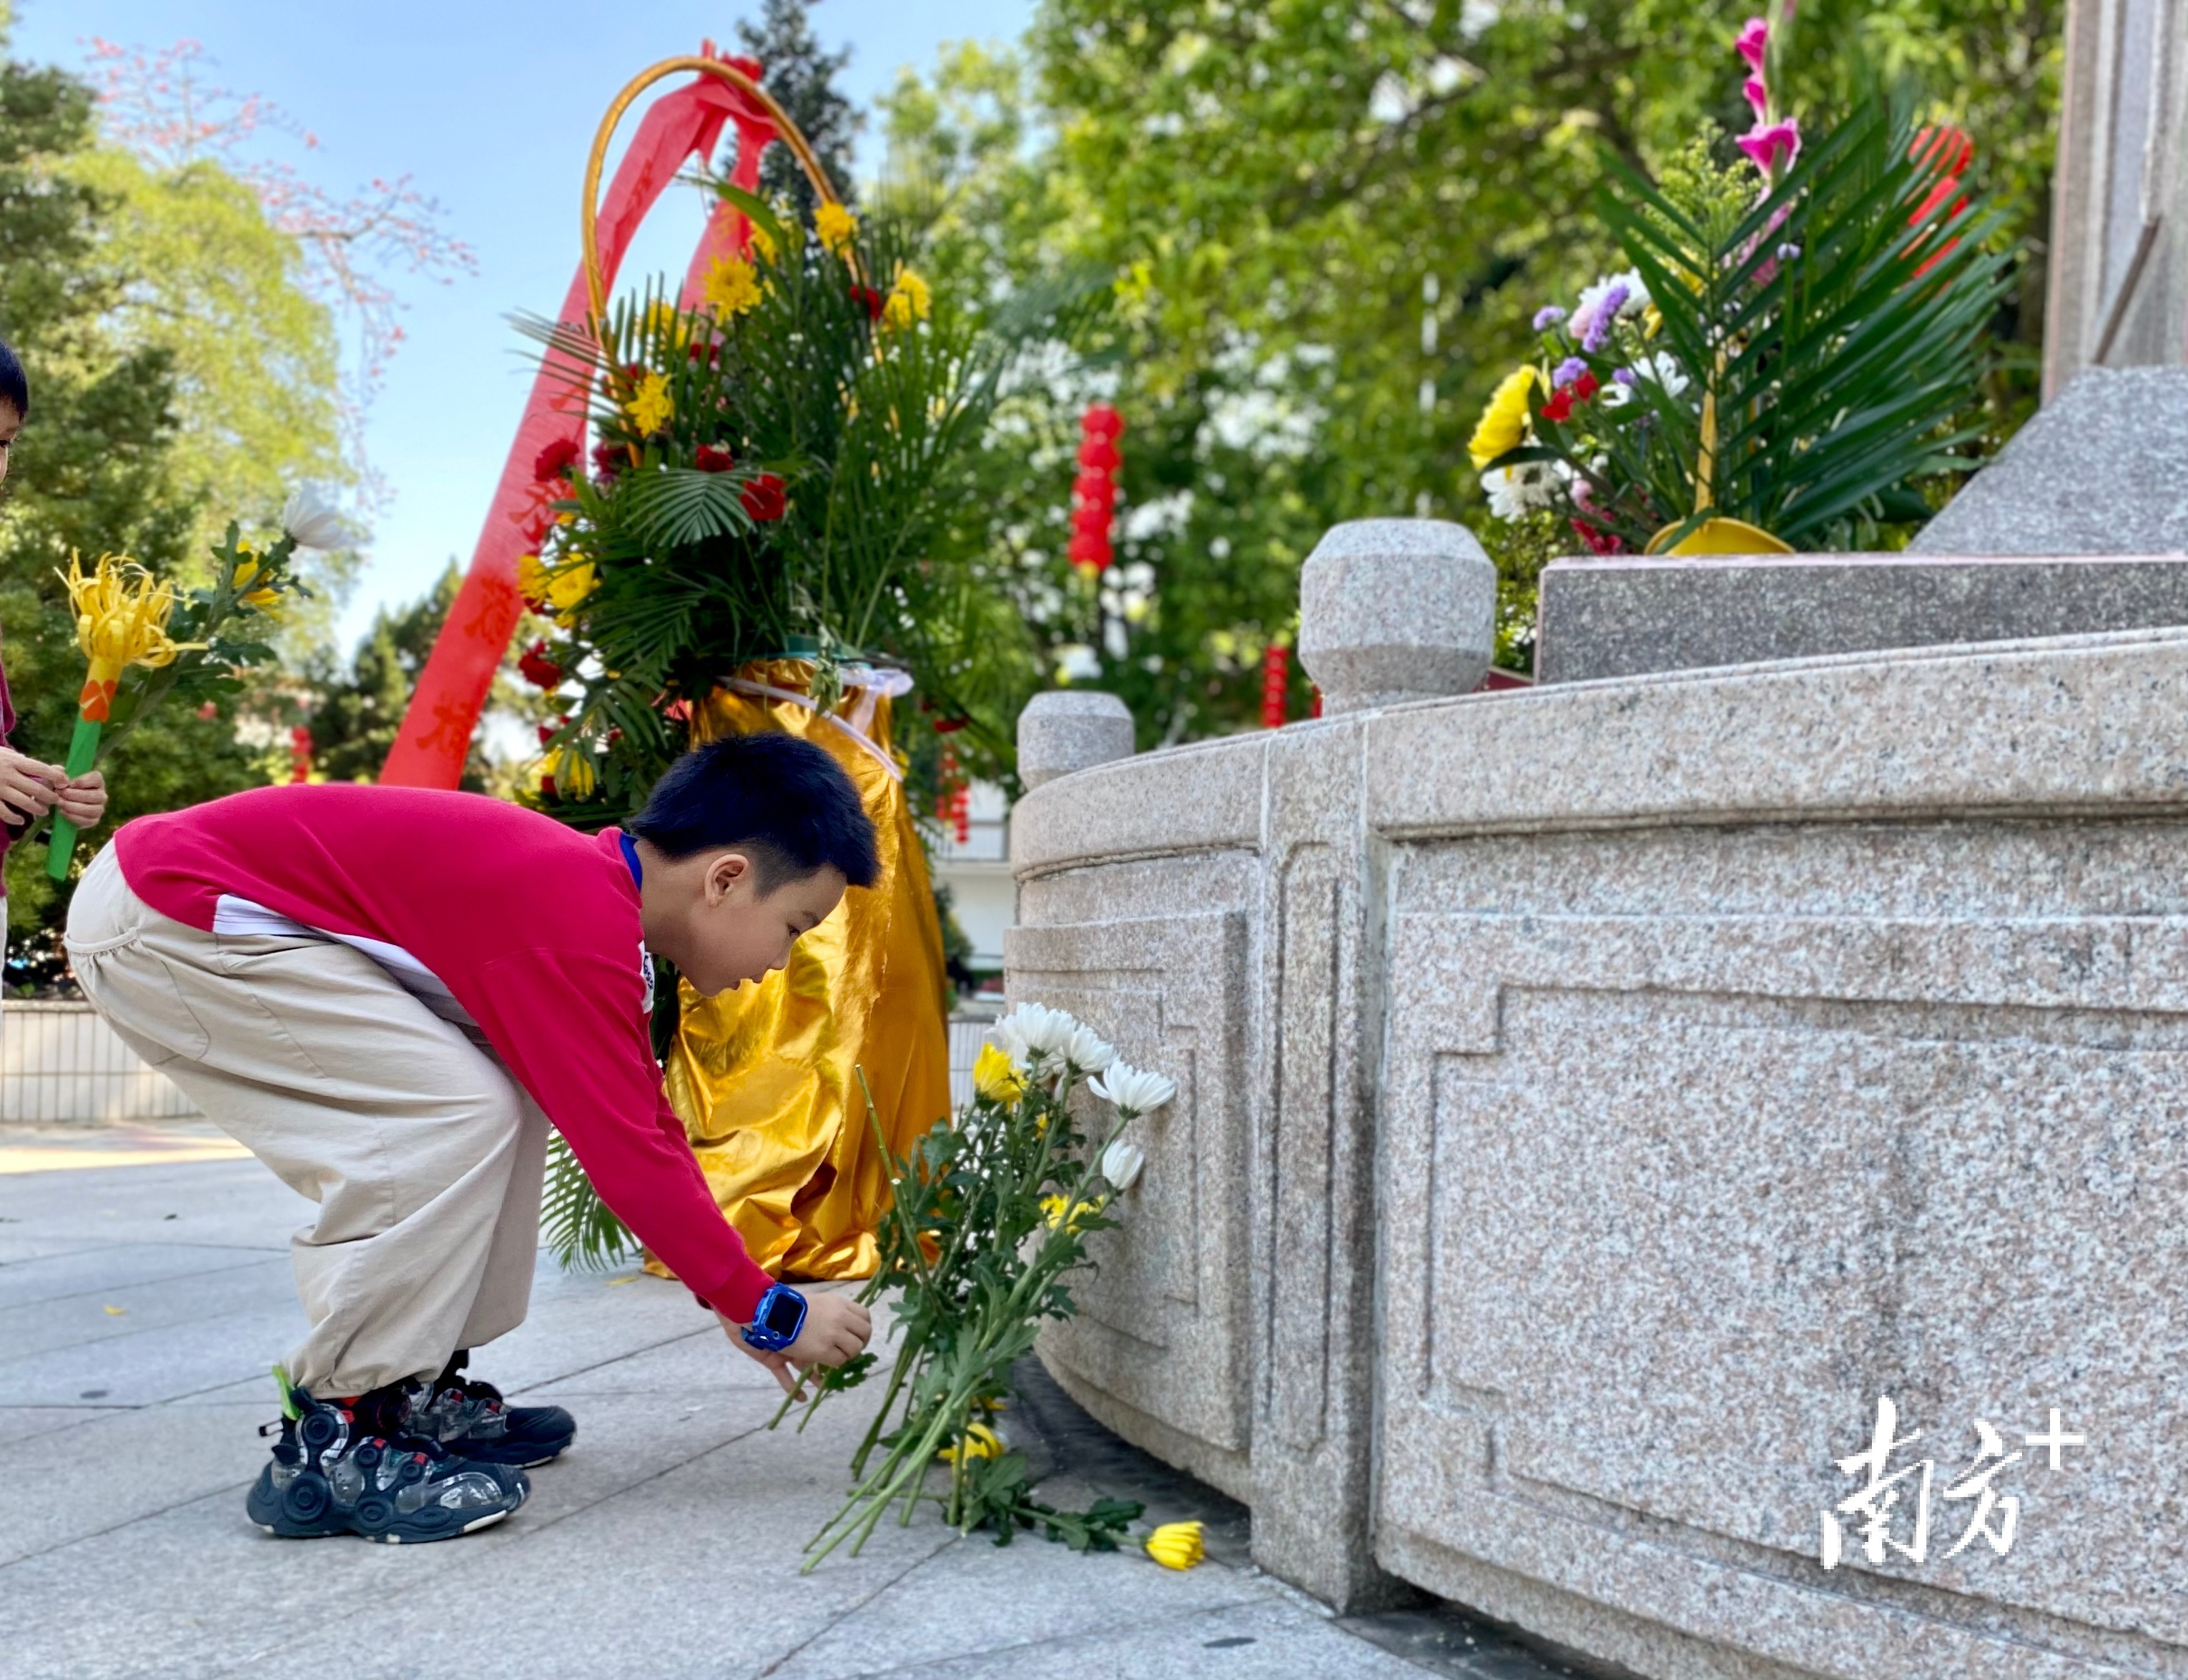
[1467,365,1539,470]
[1144,1521,1206,1571]
[972,1044,1028,1106]
[814,199,859,256]
[517,553,548,601]
[543,743,597,799]
[748,223,778,265]
[935,1422,1004,1466]
[704,255,763,319]
[544,560,598,625]
[625,371,674,437]
[230,545,280,611]
[882,265,932,330]
[642,300,692,347]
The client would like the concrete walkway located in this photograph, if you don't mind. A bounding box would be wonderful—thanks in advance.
[0,1127,1597,1680]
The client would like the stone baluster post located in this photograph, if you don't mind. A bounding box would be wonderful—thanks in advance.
[1254,518,1497,1609]
[1017,691,1137,789]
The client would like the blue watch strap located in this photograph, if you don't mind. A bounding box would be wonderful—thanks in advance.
[741,1282,807,1353]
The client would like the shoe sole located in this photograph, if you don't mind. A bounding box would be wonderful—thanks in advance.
[252,1507,512,1543]
[247,1466,529,1543]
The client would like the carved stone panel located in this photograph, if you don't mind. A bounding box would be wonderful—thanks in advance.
[1008,903,1253,1498]
[1376,876,2188,1679]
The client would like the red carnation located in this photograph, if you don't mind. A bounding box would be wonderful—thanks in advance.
[532,436,581,483]
[934,716,969,734]
[851,285,886,320]
[592,439,626,478]
[741,473,787,522]
[1572,370,1600,402]
[694,443,737,473]
[1541,388,1575,424]
[518,640,564,689]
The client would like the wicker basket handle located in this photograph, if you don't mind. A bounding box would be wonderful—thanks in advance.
[580,55,846,324]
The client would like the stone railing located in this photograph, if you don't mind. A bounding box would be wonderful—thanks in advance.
[1,1001,200,1124]
[1010,518,2188,1679]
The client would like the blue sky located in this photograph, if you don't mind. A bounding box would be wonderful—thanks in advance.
[11,0,1031,651]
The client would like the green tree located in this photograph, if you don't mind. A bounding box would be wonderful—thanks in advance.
[738,0,865,217]
[878,0,2063,735]
[0,42,262,982]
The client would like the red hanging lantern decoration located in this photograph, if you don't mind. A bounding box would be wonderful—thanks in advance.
[1261,643,1290,730]
[288,725,314,785]
[1067,403,1124,573]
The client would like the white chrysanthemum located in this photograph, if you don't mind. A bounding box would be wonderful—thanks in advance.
[281,485,357,552]
[995,1002,1077,1067]
[1479,461,1561,522]
[1635,351,1690,397]
[1090,1061,1178,1119]
[1100,1138,1146,1192]
[1061,1021,1117,1074]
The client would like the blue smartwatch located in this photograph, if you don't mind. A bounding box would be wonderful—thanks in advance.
[741,1282,807,1353]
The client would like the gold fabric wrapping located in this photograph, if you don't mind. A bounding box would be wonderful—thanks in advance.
[647,659,952,1283]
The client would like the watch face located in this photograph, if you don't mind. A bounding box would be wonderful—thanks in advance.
[764,1290,804,1337]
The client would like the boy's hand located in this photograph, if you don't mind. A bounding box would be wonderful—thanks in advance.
[717,1292,874,1398]
[56,769,107,831]
[0,747,62,824]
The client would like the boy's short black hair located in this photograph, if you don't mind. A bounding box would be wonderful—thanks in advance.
[630,731,879,892]
[0,340,26,418]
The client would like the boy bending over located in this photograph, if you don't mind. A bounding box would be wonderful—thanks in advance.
[66,734,875,1542]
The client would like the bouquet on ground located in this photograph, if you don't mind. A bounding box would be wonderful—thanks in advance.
[776,1002,1178,1568]
[43,491,330,875]
[1470,8,2009,558]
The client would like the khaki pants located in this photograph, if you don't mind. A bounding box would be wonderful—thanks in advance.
[65,846,550,1396]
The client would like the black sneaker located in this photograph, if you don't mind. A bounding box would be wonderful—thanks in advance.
[247,1382,529,1543]
[405,1350,576,1468]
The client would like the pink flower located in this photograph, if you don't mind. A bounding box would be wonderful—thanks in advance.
[1738,119,1801,179]
[1744,76,1769,119]
[1736,16,1769,71]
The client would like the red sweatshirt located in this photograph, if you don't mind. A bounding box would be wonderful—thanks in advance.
[113,783,772,1323]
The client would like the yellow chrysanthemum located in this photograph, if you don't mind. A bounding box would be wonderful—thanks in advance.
[935,1422,1004,1466]
[1467,365,1539,470]
[517,553,549,601]
[749,223,778,265]
[814,200,859,256]
[543,744,597,799]
[882,265,932,330]
[972,1043,1027,1106]
[626,372,674,437]
[1040,1192,1106,1233]
[1145,1521,1206,1571]
[704,255,763,320]
[230,545,280,611]
[643,300,692,347]
[56,551,199,721]
[545,561,598,615]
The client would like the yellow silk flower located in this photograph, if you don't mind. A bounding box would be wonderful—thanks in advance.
[882,265,932,330]
[1467,365,1539,470]
[626,372,674,437]
[58,552,194,721]
[972,1044,1027,1105]
[704,255,763,319]
[814,200,859,256]
[543,743,598,799]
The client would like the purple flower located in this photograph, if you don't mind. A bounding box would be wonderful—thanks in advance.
[1580,283,1627,353]
[1612,367,1638,387]
[1552,356,1589,389]
[1532,305,1567,331]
